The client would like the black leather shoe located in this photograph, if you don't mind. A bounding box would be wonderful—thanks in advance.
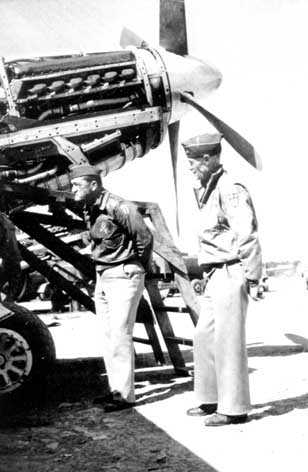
[93,392,114,405]
[103,400,135,413]
[186,403,217,416]
[204,412,248,426]
[94,391,135,412]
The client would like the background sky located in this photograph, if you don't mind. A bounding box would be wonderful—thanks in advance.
[0,0,307,262]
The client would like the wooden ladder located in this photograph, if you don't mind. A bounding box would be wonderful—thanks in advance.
[136,201,201,375]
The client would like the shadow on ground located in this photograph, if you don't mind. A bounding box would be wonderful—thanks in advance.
[247,343,304,357]
[1,344,267,417]
[0,350,194,425]
[0,352,218,472]
[248,333,308,422]
[247,330,308,358]
[3,340,306,425]
[284,333,308,351]
[251,391,308,422]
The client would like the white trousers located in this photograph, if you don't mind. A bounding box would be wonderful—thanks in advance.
[94,261,145,403]
[194,263,250,415]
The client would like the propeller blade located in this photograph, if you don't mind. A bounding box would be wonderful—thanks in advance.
[180,92,262,170]
[120,27,148,49]
[160,0,188,55]
[168,120,181,234]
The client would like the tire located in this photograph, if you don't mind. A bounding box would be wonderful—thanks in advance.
[191,278,203,295]
[0,302,56,396]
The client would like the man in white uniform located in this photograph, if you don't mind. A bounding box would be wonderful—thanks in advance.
[182,133,262,426]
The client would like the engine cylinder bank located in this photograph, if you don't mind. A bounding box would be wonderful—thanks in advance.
[0,49,171,149]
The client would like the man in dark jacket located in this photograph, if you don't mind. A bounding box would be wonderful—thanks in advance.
[70,164,153,412]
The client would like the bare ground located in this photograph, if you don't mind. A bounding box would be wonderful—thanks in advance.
[1,276,308,472]
[0,354,219,472]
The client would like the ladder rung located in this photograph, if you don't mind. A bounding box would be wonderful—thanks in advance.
[164,336,193,346]
[132,336,152,345]
[153,305,189,313]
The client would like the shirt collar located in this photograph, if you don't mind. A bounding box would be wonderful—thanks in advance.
[198,166,224,208]
[84,189,108,212]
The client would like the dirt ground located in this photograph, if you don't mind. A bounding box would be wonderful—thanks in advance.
[0,356,212,472]
[1,275,308,472]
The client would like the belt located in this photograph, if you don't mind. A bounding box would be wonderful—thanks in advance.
[95,258,141,272]
[201,259,240,273]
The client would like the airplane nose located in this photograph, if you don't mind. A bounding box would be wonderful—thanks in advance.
[159,50,223,123]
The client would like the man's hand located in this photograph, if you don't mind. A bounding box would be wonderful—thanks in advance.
[248,284,261,301]
[246,279,261,301]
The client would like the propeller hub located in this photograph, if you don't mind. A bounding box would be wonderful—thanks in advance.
[158,49,222,123]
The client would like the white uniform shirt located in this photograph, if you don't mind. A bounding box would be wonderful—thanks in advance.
[198,170,262,281]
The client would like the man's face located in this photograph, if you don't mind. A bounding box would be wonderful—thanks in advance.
[71,177,97,202]
[188,153,220,188]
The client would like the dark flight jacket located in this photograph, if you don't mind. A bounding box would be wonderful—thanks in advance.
[83,190,153,272]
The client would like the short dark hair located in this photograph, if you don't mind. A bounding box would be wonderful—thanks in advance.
[83,175,102,186]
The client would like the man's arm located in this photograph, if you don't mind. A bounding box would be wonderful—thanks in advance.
[220,183,262,282]
[114,201,153,270]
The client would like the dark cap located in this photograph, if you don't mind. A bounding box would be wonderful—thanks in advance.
[182,132,223,159]
[69,164,101,180]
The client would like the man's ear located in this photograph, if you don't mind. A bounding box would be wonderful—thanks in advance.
[90,180,98,191]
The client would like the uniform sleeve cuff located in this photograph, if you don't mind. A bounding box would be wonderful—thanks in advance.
[246,278,259,287]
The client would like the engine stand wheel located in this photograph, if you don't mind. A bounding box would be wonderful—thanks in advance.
[0,302,56,396]
[191,278,203,295]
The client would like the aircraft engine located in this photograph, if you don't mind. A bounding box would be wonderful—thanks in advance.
[0,47,176,187]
